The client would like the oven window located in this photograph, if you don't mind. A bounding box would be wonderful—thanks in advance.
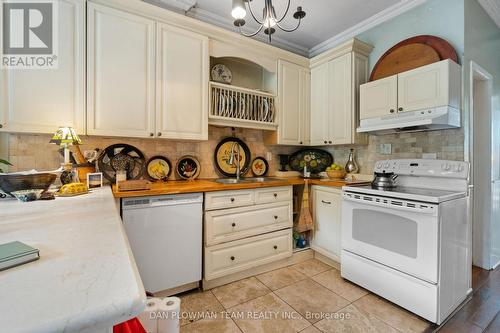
[352,209,418,258]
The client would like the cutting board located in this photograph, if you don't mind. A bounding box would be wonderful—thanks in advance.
[370,35,459,81]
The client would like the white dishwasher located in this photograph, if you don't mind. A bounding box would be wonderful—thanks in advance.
[122,193,203,293]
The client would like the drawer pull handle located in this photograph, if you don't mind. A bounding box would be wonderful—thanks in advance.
[232,222,236,227]
[273,245,278,250]
[274,215,278,220]
[230,198,235,202]
[322,200,332,205]
[273,193,278,198]
[230,256,235,261]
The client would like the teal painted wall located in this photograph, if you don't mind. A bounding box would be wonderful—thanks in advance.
[357,0,465,71]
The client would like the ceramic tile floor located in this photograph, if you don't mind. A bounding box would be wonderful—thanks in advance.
[178,259,435,333]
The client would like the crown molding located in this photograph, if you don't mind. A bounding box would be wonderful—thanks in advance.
[188,7,310,56]
[308,0,428,57]
[478,0,500,28]
[145,0,197,12]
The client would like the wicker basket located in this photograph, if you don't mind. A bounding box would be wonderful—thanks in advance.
[326,170,347,179]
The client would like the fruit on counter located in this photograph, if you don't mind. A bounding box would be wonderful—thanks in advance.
[326,163,344,171]
[58,182,88,196]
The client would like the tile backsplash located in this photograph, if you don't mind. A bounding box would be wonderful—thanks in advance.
[5,127,464,177]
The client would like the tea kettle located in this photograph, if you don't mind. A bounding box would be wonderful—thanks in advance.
[371,172,398,189]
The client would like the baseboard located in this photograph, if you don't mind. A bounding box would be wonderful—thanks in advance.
[314,251,340,270]
[202,249,314,290]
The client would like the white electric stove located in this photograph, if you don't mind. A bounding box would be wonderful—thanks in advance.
[341,159,471,325]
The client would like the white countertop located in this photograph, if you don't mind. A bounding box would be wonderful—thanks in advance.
[0,187,146,333]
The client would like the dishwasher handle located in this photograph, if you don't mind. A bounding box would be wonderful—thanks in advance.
[123,193,203,209]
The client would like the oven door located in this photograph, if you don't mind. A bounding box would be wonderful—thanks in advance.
[342,191,439,284]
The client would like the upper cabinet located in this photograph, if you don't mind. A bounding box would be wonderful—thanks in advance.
[87,3,156,138]
[87,3,209,140]
[267,60,310,145]
[156,24,208,140]
[360,60,461,120]
[310,39,373,146]
[0,0,85,134]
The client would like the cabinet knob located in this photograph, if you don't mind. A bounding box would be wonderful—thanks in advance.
[232,222,236,227]
[273,245,278,250]
[398,107,403,112]
[299,141,303,145]
[390,109,395,113]
[329,141,332,144]
[0,124,3,129]
[274,215,278,220]
[157,132,162,137]
[273,193,278,198]
[149,133,154,137]
[230,198,235,202]
[230,256,235,261]
[324,141,327,144]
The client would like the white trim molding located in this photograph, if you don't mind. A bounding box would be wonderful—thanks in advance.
[144,0,197,12]
[478,0,500,28]
[308,0,428,57]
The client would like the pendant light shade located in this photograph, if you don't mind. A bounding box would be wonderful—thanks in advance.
[231,0,247,20]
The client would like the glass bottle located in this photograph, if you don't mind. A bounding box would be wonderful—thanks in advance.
[345,149,359,174]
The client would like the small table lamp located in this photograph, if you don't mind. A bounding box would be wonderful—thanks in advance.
[50,127,82,183]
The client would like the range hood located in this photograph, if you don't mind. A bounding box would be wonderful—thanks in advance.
[357,106,461,135]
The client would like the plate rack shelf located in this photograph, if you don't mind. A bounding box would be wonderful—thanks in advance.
[209,82,277,130]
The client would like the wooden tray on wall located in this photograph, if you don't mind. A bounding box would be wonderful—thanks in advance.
[369,35,459,81]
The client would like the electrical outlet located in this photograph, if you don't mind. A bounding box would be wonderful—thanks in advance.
[266,152,273,162]
[380,144,392,155]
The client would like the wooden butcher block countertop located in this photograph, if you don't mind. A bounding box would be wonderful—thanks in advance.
[112,177,369,198]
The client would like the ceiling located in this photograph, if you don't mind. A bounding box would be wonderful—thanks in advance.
[144,0,428,57]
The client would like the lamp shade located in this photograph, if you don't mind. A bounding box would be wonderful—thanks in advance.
[49,127,82,146]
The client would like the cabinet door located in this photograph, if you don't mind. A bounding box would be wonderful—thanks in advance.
[87,4,155,138]
[359,75,397,120]
[310,63,329,145]
[312,187,342,260]
[0,0,85,134]
[397,60,451,113]
[277,60,308,145]
[328,54,352,145]
[156,24,208,140]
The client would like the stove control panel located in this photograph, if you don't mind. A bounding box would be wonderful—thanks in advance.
[374,159,469,179]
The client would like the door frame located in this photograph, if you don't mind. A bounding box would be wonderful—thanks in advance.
[468,61,494,270]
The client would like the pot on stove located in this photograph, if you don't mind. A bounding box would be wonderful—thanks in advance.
[371,172,398,189]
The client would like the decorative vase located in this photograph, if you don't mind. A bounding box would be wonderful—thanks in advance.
[345,149,359,174]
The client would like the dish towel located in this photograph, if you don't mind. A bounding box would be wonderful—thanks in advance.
[114,318,146,333]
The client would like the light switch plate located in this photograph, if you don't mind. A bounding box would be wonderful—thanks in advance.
[380,144,392,155]
[422,153,437,159]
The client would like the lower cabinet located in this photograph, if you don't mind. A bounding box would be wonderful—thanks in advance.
[311,186,342,262]
[204,186,293,281]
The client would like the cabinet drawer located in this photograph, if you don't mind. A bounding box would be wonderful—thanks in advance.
[204,190,254,210]
[204,229,292,280]
[205,202,292,246]
[254,186,292,204]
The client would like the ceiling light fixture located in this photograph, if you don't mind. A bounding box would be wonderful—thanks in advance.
[231,0,306,43]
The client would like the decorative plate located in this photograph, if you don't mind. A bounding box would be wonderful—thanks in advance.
[98,144,146,183]
[288,149,333,174]
[251,157,269,177]
[146,156,172,181]
[176,155,201,180]
[211,64,232,84]
[214,137,251,177]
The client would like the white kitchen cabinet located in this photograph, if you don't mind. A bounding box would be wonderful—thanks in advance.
[310,39,371,145]
[272,60,310,145]
[156,24,209,140]
[87,3,156,138]
[310,62,329,146]
[360,59,461,120]
[0,0,85,134]
[397,59,461,113]
[312,186,342,262]
[360,75,398,120]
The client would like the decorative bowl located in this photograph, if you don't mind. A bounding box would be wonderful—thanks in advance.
[326,170,347,179]
[0,173,57,196]
[11,189,44,202]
